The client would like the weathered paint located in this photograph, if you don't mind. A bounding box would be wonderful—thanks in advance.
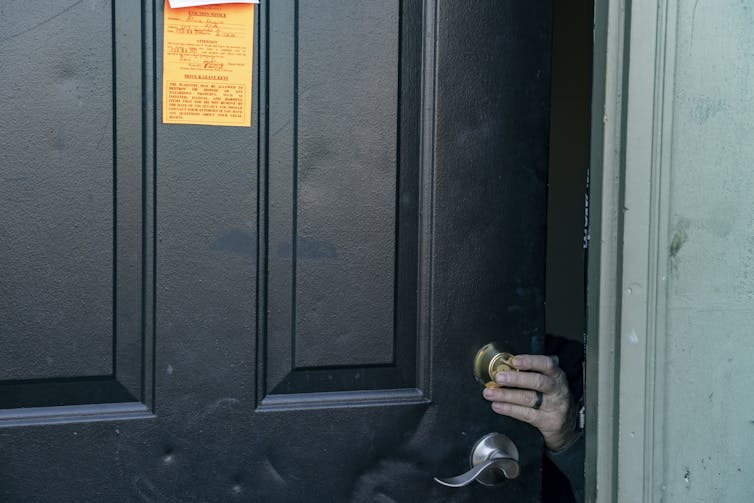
[590,0,754,501]
[661,0,754,500]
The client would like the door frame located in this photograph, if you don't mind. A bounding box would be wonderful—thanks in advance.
[587,0,677,501]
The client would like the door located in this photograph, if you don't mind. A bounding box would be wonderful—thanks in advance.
[0,1,553,501]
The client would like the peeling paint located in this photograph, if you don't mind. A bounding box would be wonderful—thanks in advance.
[670,219,690,275]
[670,222,689,259]
[628,330,639,345]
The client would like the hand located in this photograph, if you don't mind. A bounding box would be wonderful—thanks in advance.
[482,354,579,452]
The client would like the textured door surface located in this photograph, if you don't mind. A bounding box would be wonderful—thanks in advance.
[0,1,552,501]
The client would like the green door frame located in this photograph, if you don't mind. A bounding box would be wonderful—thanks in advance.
[585,0,624,498]
[587,0,677,501]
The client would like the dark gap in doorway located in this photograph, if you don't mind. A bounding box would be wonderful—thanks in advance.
[544,0,594,501]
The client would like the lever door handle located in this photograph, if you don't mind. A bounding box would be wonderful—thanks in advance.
[434,432,520,487]
[434,457,520,487]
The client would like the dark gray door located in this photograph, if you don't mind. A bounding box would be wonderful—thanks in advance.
[0,1,552,501]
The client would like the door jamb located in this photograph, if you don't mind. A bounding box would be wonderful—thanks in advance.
[587,0,677,500]
[585,0,627,500]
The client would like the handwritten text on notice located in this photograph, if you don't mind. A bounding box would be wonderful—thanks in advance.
[163,1,255,126]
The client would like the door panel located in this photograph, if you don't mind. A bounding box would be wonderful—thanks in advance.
[0,1,552,501]
[261,0,421,400]
[0,1,151,415]
[1,1,113,384]
[293,1,399,369]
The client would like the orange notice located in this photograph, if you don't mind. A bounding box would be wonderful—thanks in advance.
[163,1,254,126]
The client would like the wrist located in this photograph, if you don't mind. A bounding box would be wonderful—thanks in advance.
[545,428,581,453]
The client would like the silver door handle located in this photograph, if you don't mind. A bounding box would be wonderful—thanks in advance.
[434,432,520,487]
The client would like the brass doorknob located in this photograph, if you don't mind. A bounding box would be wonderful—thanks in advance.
[473,342,518,388]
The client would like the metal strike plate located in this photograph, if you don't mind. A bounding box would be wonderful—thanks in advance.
[473,342,518,388]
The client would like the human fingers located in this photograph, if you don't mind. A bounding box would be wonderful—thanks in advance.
[489,401,542,426]
[494,369,557,393]
[511,354,562,377]
[489,398,577,448]
[482,387,543,409]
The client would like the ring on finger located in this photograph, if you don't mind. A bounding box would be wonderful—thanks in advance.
[532,391,543,410]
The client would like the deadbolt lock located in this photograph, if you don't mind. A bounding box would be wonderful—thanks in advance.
[473,342,518,388]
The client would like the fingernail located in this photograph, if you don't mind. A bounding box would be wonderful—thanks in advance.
[495,373,510,385]
[512,357,523,367]
[483,389,493,398]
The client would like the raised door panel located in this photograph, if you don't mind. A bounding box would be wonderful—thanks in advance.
[0,1,153,421]
[259,0,424,406]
